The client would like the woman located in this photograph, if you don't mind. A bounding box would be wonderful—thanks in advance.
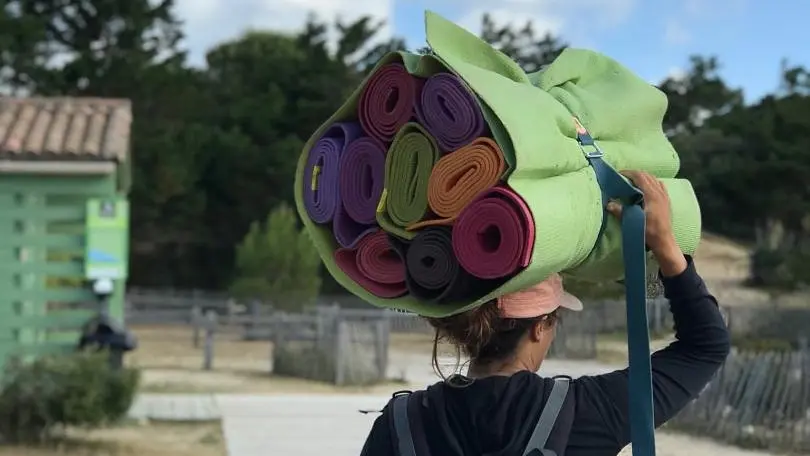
[360,171,731,456]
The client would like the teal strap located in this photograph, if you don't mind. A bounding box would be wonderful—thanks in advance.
[574,118,656,456]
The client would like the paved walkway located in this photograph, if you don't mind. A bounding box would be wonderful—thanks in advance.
[129,393,221,421]
[129,356,781,456]
[129,393,780,456]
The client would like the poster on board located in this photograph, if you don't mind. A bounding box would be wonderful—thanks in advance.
[85,198,129,280]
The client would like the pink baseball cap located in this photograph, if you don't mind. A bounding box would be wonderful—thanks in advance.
[497,273,583,319]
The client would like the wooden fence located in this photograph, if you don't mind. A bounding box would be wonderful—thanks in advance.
[670,348,810,453]
[125,289,674,334]
[125,289,690,359]
[183,307,390,386]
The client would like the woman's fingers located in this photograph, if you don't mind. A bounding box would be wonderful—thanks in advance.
[606,201,623,219]
[620,170,666,200]
[621,170,653,191]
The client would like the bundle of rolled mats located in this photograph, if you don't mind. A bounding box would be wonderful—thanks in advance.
[294,11,702,318]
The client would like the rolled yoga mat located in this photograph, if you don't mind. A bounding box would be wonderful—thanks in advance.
[339,137,386,225]
[334,137,386,248]
[335,231,407,298]
[417,72,486,152]
[302,122,363,224]
[334,203,378,249]
[376,123,440,240]
[408,137,505,230]
[402,227,501,303]
[358,63,424,143]
[453,186,535,279]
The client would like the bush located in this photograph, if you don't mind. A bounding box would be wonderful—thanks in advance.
[0,351,140,443]
[230,203,321,311]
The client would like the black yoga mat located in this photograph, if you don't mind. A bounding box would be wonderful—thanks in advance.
[389,227,503,304]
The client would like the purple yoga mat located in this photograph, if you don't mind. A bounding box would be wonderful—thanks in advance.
[417,73,486,152]
[334,202,377,248]
[302,122,363,224]
[338,137,386,225]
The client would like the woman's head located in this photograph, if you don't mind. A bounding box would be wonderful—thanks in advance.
[426,273,582,377]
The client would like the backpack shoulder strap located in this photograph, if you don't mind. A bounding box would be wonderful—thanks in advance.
[392,394,417,456]
[522,377,571,456]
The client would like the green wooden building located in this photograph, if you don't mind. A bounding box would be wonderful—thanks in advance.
[0,97,132,364]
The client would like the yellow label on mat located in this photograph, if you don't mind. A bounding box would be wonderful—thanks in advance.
[310,166,321,191]
[376,188,388,213]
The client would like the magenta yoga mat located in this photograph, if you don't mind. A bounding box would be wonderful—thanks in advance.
[358,63,424,143]
[334,230,407,298]
[452,186,535,279]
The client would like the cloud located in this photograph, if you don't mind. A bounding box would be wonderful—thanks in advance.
[175,0,394,65]
[667,66,687,81]
[456,7,563,38]
[452,0,637,39]
[173,0,639,65]
[664,20,691,45]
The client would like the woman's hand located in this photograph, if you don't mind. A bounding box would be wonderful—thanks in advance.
[606,170,687,277]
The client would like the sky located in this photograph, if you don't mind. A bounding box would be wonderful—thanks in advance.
[175,0,809,102]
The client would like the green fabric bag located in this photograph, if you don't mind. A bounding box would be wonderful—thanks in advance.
[293,11,701,317]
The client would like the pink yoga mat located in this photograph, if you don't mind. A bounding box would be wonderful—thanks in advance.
[335,231,407,298]
[452,186,535,279]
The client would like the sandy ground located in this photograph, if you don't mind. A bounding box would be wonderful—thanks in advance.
[692,233,809,307]
[692,233,763,306]
[0,421,225,456]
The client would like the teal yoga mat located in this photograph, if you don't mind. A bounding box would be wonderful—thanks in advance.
[294,12,701,318]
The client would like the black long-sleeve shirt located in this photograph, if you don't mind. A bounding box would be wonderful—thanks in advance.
[360,256,731,456]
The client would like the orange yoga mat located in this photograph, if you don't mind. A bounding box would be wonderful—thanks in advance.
[407,137,505,230]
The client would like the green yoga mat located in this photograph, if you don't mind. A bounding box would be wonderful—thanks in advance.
[293,11,701,317]
[376,123,440,240]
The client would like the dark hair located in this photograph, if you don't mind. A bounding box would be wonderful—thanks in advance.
[425,299,558,378]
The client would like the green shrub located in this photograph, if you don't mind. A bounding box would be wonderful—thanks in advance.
[748,242,810,291]
[0,351,140,443]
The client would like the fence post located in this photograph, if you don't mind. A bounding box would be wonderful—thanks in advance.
[653,298,663,334]
[799,339,809,445]
[203,310,217,370]
[375,317,390,381]
[191,305,202,348]
[334,319,347,386]
[270,312,285,374]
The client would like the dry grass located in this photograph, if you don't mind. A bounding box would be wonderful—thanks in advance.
[127,325,268,372]
[0,421,225,456]
[127,324,420,395]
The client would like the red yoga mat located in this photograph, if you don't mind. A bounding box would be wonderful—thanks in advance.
[452,186,536,279]
[358,63,424,143]
[335,230,407,298]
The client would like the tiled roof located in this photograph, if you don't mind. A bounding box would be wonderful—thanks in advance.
[0,97,132,161]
